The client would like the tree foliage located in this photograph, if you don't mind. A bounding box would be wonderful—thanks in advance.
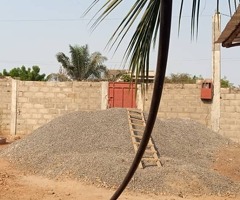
[165,73,234,88]
[1,66,46,81]
[165,73,203,84]
[56,44,108,81]
[121,74,131,82]
[221,76,233,88]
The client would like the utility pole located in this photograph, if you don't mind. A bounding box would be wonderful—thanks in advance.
[211,13,221,132]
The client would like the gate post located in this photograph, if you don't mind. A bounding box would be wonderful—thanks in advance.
[10,79,18,135]
[136,84,144,110]
[101,82,108,110]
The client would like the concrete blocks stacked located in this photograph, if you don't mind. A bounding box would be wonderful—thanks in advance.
[0,78,12,136]
[0,78,239,142]
[220,88,240,142]
[143,83,211,127]
[15,81,104,136]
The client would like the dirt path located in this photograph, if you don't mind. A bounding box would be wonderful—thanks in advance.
[0,156,149,200]
[0,158,238,200]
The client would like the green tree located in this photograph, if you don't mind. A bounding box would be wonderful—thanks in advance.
[165,73,203,84]
[56,45,108,81]
[2,66,46,81]
[221,76,233,88]
[88,1,237,199]
[121,74,131,82]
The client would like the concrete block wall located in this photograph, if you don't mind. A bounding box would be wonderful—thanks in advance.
[220,88,240,142]
[1,79,239,142]
[0,78,12,136]
[142,83,240,142]
[142,83,212,127]
[15,81,107,135]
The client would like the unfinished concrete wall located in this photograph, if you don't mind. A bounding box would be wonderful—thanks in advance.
[0,80,107,136]
[141,83,240,142]
[16,81,106,135]
[0,77,12,136]
[1,79,240,142]
[142,83,212,127]
[220,88,240,142]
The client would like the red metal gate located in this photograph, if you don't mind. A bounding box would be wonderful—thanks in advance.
[108,82,136,108]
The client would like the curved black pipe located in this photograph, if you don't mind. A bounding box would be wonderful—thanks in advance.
[110,0,173,199]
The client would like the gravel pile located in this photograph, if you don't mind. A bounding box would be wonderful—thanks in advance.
[0,108,239,196]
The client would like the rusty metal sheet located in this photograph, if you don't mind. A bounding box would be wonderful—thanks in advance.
[216,5,240,47]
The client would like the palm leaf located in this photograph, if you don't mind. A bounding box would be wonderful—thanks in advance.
[228,0,232,16]
[89,0,160,83]
[56,53,75,79]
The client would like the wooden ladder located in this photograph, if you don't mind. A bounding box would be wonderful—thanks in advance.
[127,108,162,169]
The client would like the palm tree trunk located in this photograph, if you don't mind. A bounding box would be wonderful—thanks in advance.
[110,1,173,199]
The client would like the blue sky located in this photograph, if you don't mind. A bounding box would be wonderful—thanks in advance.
[0,1,239,86]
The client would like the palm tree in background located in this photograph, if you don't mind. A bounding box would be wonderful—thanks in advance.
[56,44,108,81]
[87,1,239,199]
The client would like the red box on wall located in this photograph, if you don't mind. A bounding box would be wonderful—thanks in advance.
[201,80,213,100]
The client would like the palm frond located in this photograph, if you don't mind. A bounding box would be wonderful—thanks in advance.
[56,53,70,69]
[178,0,238,38]
[87,52,108,79]
[228,0,232,16]
[85,0,123,30]
[89,0,160,83]
[178,0,184,35]
[178,0,201,36]
[56,53,75,79]
[69,45,90,80]
[89,0,239,81]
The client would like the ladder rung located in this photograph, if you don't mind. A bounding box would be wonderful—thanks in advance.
[131,129,144,132]
[130,123,145,126]
[131,134,143,139]
[129,114,142,118]
[142,157,159,161]
[133,142,153,147]
[130,118,144,122]
[144,149,157,154]
[128,109,141,113]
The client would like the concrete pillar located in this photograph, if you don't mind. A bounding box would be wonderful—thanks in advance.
[10,79,18,135]
[136,84,144,111]
[101,81,109,110]
[211,13,221,132]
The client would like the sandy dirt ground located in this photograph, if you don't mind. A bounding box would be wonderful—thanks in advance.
[0,142,240,200]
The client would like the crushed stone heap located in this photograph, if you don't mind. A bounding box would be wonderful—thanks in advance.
[1,108,239,196]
